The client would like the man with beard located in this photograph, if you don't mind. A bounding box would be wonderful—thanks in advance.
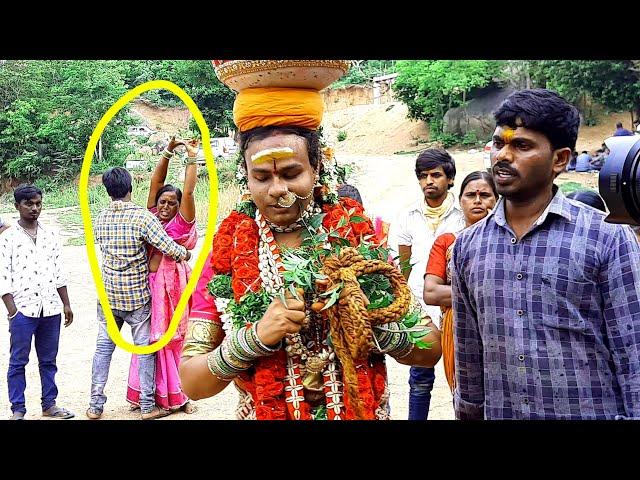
[452,89,640,419]
[390,148,464,420]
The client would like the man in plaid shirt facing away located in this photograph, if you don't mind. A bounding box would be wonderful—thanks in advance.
[452,89,640,419]
[87,167,191,420]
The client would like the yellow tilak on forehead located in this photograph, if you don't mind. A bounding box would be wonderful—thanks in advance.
[501,127,516,142]
[250,147,295,165]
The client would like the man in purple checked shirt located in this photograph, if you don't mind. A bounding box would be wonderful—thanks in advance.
[451,89,640,420]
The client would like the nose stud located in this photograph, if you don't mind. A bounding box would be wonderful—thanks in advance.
[277,191,297,208]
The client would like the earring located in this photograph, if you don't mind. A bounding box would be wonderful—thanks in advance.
[241,189,253,202]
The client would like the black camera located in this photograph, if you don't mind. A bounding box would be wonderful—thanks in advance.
[599,135,640,225]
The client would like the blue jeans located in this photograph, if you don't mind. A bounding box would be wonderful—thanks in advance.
[408,366,436,420]
[90,302,156,413]
[8,311,62,414]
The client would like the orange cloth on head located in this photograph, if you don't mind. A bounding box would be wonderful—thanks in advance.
[233,87,324,132]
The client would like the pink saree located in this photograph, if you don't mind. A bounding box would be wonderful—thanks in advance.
[126,209,198,410]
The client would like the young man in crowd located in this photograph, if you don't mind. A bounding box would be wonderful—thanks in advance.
[0,184,75,420]
[452,89,640,419]
[87,167,191,420]
[390,148,464,420]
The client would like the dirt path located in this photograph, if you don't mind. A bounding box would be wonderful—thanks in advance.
[0,149,595,421]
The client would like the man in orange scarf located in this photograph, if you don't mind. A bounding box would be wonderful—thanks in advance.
[389,148,464,420]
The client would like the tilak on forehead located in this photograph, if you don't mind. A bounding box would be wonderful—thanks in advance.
[500,117,524,142]
[250,147,295,165]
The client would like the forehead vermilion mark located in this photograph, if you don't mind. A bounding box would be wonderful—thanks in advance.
[501,127,516,142]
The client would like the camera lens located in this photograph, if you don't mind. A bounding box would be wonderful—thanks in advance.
[599,135,640,225]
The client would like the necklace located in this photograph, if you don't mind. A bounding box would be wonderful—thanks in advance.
[255,207,344,416]
[260,199,320,233]
[18,223,38,242]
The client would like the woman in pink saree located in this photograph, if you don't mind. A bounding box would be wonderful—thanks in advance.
[126,137,199,414]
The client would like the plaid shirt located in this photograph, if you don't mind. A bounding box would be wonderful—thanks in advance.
[452,187,640,419]
[94,201,187,311]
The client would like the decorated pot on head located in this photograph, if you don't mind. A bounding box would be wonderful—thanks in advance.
[211,60,351,92]
[211,60,351,204]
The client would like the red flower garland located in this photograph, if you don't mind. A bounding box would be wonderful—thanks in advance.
[231,217,261,301]
[212,199,387,419]
[211,211,247,275]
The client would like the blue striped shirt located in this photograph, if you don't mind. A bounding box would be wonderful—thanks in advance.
[451,187,640,419]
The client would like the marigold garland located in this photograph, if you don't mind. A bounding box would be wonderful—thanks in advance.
[210,199,389,420]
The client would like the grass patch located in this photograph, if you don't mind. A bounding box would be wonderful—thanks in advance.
[65,236,86,246]
[559,181,593,195]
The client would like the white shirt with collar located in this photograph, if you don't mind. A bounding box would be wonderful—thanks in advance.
[389,196,465,318]
[0,223,66,318]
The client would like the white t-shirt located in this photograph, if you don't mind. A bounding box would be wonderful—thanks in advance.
[389,199,465,319]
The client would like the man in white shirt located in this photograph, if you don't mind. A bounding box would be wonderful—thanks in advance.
[389,148,464,420]
[0,184,75,420]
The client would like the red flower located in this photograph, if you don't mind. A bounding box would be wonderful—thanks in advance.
[254,353,288,420]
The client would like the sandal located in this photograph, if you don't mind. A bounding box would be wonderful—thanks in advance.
[42,405,75,419]
[85,407,103,420]
[141,406,171,420]
[128,404,141,412]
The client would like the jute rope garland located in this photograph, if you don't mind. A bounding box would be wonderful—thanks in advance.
[321,247,411,417]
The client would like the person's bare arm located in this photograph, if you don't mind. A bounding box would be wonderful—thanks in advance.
[398,244,412,280]
[393,316,442,368]
[148,136,184,209]
[57,286,73,327]
[424,273,452,307]
[1,294,17,318]
[179,325,230,399]
[180,139,199,223]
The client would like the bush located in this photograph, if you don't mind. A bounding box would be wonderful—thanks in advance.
[434,132,463,148]
[462,131,479,145]
[337,130,348,142]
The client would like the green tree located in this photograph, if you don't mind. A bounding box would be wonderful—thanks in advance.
[124,60,235,137]
[0,60,132,182]
[392,60,505,143]
[531,60,640,125]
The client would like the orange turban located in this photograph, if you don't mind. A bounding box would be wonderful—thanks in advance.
[233,87,324,132]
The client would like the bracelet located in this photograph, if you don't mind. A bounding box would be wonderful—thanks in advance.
[206,343,250,381]
[247,323,282,354]
[185,157,197,165]
[205,323,280,381]
[162,149,175,159]
[7,311,19,320]
[373,321,413,358]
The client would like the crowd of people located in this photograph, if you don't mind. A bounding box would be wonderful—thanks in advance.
[1,63,639,420]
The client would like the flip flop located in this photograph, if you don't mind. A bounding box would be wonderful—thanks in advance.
[42,405,75,419]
